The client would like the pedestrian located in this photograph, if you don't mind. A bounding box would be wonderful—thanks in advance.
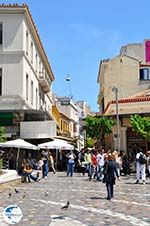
[135,148,147,184]
[84,149,92,180]
[91,150,98,179]
[41,150,49,178]
[146,151,150,178]
[66,150,76,177]
[103,153,120,200]
[78,149,86,175]
[96,149,105,181]
[122,152,130,176]
[112,150,122,176]
[48,151,56,174]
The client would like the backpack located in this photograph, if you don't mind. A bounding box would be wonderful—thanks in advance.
[139,153,147,164]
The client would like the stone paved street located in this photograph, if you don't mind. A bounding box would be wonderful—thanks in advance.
[0,172,150,226]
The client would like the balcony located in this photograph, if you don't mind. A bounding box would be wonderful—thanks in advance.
[39,72,51,93]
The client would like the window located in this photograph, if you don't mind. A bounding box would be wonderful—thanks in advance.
[31,42,33,63]
[31,80,33,105]
[39,60,41,75]
[26,31,28,55]
[26,74,28,100]
[0,69,2,95]
[140,68,150,80]
[35,53,38,72]
[0,23,3,45]
[61,120,63,130]
[36,88,38,109]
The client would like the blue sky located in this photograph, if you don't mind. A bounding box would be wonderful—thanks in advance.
[1,0,150,111]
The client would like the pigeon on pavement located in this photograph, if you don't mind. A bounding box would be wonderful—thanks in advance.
[8,192,12,198]
[61,201,70,210]
[15,188,19,193]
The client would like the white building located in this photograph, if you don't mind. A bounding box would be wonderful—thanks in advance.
[0,4,56,140]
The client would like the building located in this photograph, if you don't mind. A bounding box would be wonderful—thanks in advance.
[97,39,150,156]
[0,4,56,141]
[55,96,79,142]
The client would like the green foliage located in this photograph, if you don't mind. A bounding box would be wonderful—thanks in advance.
[85,116,114,145]
[0,126,6,143]
[86,137,95,148]
[130,114,150,141]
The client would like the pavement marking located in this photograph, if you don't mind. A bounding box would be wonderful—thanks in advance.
[113,199,150,207]
[18,187,150,208]
[17,186,150,196]
[31,198,150,226]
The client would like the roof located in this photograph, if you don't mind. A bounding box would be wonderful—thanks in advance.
[103,89,150,115]
[0,4,55,81]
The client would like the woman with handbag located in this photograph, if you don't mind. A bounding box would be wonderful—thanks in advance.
[103,153,120,200]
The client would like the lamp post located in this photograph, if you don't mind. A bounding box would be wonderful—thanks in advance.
[66,74,73,100]
[112,87,120,152]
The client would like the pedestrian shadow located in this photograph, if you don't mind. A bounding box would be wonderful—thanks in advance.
[124,182,150,185]
[89,196,106,200]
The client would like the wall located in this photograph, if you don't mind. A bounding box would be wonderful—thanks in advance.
[103,56,147,108]
[20,121,56,139]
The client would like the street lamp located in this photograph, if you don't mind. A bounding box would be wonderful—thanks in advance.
[112,86,120,152]
[66,74,73,100]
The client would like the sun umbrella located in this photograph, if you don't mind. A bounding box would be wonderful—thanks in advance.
[38,139,74,150]
[1,139,38,149]
[1,139,38,169]
[38,139,74,169]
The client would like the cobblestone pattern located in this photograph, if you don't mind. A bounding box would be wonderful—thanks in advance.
[0,172,150,226]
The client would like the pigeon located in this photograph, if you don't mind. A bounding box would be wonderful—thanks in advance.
[45,190,48,197]
[15,188,19,193]
[22,193,26,198]
[8,192,12,198]
[61,201,70,210]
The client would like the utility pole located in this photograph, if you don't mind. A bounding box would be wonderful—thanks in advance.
[112,87,120,152]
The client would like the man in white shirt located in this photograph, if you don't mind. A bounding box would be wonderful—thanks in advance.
[96,149,105,181]
[135,149,146,184]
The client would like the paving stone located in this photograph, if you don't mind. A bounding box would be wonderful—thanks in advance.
[0,172,150,225]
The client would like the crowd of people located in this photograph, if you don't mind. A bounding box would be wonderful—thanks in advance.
[18,150,56,182]
[16,147,150,200]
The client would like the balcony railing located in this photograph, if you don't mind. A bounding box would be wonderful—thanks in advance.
[39,72,51,93]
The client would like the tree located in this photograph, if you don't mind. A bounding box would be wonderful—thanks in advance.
[85,115,114,148]
[86,137,95,148]
[130,114,150,149]
[0,126,6,143]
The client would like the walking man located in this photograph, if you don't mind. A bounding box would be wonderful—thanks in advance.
[103,153,120,200]
[135,148,147,184]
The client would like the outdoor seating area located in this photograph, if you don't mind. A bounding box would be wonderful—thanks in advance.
[0,138,75,182]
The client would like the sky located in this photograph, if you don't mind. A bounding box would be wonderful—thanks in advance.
[1,0,150,111]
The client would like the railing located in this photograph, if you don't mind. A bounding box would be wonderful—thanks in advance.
[39,72,51,87]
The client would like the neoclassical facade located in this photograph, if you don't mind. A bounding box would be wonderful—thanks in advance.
[0,4,56,140]
[97,40,150,154]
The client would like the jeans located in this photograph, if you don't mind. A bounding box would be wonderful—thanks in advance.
[87,163,94,179]
[67,163,74,177]
[96,165,104,181]
[30,174,38,181]
[42,160,49,177]
[22,172,38,182]
[106,183,114,199]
